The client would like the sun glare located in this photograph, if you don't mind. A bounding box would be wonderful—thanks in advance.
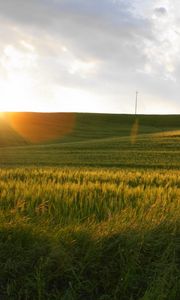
[0,76,35,111]
[0,44,38,112]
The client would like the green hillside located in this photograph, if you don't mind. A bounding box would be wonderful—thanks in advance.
[0,112,179,146]
[59,113,180,143]
[0,113,179,168]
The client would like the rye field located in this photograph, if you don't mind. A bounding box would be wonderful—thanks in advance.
[0,113,179,299]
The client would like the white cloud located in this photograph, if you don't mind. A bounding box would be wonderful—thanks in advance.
[0,0,179,113]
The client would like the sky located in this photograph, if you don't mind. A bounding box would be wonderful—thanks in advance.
[0,0,180,114]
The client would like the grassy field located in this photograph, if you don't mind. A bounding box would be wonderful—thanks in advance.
[0,113,179,168]
[0,168,179,299]
[0,113,179,299]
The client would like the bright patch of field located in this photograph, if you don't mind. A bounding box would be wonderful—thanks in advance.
[0,168,179,299]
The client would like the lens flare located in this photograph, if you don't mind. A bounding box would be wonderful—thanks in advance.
[5,112,75,143]
[131,118,139,144]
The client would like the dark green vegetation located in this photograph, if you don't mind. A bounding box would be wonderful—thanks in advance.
[0,169,179,299]
[0,113,179,299]
[0,113,179,168]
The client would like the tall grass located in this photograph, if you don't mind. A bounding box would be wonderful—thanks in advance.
[0,168,179,299]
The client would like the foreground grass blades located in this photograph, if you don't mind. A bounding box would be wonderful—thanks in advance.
[0,168,179,299]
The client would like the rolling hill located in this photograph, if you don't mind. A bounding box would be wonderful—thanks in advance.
[0,112,179,168]
[0,112,179,145]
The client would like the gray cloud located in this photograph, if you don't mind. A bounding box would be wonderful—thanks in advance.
[154,7,168,16]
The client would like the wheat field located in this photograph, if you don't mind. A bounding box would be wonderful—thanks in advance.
[0,168,179,299]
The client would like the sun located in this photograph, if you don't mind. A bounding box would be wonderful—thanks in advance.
[0,44,37,112]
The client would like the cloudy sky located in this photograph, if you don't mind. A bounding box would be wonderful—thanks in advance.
[0,0,180,114]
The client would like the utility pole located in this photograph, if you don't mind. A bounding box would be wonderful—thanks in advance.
[135,91,138,115]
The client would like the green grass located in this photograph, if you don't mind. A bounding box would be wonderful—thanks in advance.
[0,113,179,299]
[0,112,180,145]
[59,113,180,143]
[0,113,179,168]
[0,168,179,299]
[0,132,179,168]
